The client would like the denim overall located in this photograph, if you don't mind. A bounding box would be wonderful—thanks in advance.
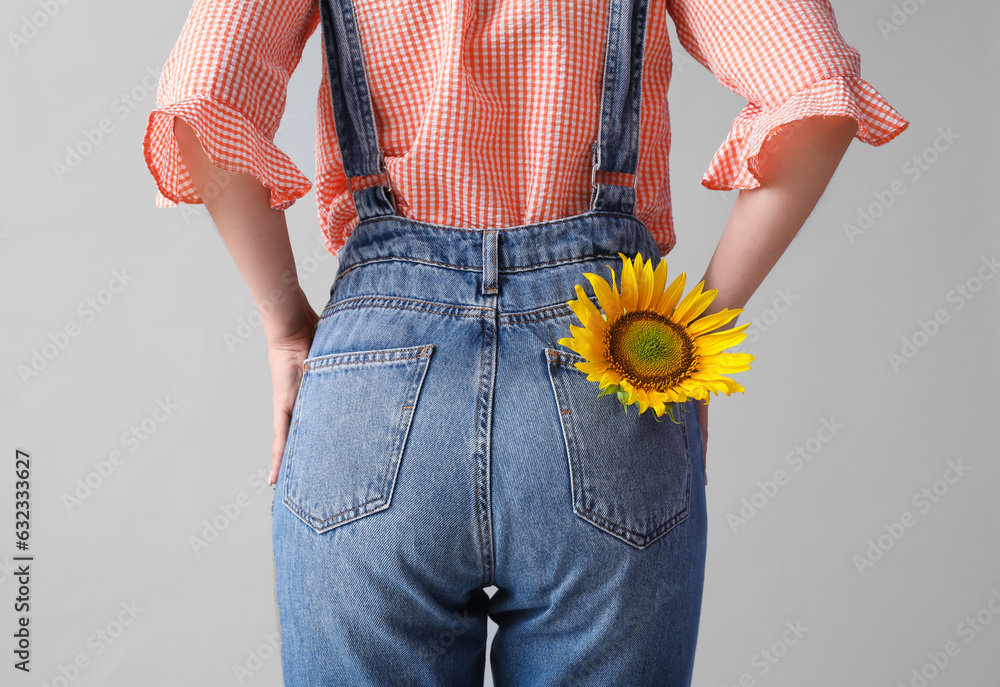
[272,0,708,683]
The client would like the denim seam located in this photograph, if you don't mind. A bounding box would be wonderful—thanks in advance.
[337,257,481,279]
[499,305,580,325]
[322,302,479,320]
[320,291,600,324]
[323,300,574,325]
[321,298,488,320]
[474,316,489,585]
[577,505,689,545]
[351,209,647,234]
[304,347,432,370]
[339,211,655,273]
[473,305,498,587]
[284,494,387,529]
[373,352,427,524]
[546,349,592,545]
[549,352,596,541]
[498,303,571,324]
[498,254,623,274]
[335,252,630,281]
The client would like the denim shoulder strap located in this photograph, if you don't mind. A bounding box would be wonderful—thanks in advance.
[590,0,652,216]
[319,0,397,220]
[319,0,652,221]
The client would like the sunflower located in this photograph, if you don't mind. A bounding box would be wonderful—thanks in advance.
[557,252,754,421]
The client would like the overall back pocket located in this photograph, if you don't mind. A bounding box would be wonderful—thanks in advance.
[282,344,435,534]
[545,347,692,549]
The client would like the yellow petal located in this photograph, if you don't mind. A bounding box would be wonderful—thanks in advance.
[557,336,591,357]
[686,374,738,392]
[676,290,719,327]
[576,361,611,374]
[666,279,702,319]
[663,387,689,403]
[637,255,655,310]
[688,375,744,395]
[709,352,755,367]
[569,284,604,328]
[556,335,603,363]
[650,258,668,308]
[568,323,605,352]
[656,273,686,316]
[647,390,669,405]
[584,272,622,320]
[625,384,638,404]
[599,370,622,388]
[696,352,754,373]
[619,253,638,313]
[686,308,742,337]
[672,281,717,326]
[694,324,750,356]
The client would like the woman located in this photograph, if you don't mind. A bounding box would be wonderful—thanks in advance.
[143,0,907,684]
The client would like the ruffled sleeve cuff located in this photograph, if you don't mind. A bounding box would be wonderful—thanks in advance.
[701,74,910,190]
[142,95,312,210]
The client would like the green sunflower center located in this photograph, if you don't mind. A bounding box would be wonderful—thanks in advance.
[605,311,694,390]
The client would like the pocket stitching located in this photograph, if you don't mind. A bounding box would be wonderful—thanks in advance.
[545,347,692,549]
[281,344,435,533]
[303,343,434,369]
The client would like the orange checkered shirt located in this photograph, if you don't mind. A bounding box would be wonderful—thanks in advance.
[142,0,908,257]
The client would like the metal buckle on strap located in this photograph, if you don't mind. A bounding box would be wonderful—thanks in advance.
[591,160,638,192]
[347,151,395,198]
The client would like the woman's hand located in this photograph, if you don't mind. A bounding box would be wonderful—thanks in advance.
[266,300,321,486]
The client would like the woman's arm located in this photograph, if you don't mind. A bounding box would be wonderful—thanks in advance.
[694,114,859,480]
[173,117,320,486]
[698,115,858,320]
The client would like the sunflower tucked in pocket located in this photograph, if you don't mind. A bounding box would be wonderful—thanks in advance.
[558,252,754,420]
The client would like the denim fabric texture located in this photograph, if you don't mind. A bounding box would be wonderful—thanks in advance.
[272,0,707,684]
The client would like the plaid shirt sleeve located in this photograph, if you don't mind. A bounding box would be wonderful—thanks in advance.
[142,0,319,210]
[666,0,910,190]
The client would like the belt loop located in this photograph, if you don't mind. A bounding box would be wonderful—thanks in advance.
[482,229,499,296]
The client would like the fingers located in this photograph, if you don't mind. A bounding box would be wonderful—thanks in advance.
[269,419,288,486]
[269,392,296,485]
[264,314,316,488]
[268,361,304,487]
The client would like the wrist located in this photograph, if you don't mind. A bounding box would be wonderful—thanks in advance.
[261,285,317,345]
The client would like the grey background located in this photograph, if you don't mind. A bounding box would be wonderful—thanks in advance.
[2,1,997,685]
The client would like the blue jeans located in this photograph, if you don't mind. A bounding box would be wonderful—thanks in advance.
[272,214,707,685]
